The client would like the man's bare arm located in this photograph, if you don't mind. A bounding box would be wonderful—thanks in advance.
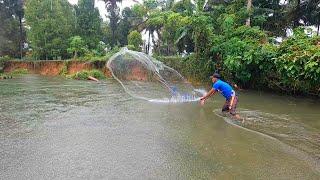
[200,88,216,100]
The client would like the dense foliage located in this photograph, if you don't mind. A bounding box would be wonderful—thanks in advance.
[25,0,75,60]
[0,0,25,58]
[75,0,102,49]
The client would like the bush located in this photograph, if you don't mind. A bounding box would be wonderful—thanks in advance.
[273,28,320,94]
[0,56,10,72]
[74,46,120,62]
[0,74,13,79]
[157,54,215,83]
[128,31,143,51]
[10,68,29,75]
[89,69,105,79]
[67,36,88,59]
[72,71,90,80]
[72,69,105,80]
[0,55,11,62]
[59,61,69,76]
[210,24,275,87]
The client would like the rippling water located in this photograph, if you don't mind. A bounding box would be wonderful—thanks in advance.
[0,75,320,179]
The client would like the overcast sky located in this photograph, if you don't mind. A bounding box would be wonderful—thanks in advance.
[68,0,141,21]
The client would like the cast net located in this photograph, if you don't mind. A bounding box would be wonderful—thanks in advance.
[106,48,205,103]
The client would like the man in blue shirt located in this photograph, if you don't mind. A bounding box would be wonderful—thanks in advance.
[200,73,242,121]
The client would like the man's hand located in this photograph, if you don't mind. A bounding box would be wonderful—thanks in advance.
[200,88,215,106]
[200,99,205,106]
[200,96,206,106]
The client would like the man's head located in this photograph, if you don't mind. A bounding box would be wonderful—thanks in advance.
[210,73,221,83]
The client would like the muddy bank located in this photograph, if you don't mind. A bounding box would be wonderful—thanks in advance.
[3,60,112,77]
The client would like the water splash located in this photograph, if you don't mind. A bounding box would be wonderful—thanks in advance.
[107,48,205,103]
[215,109,320,160]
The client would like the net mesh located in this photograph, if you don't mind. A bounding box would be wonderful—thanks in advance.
[106,48,204,102]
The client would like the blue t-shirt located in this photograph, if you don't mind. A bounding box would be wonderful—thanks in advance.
[212,79,234,100]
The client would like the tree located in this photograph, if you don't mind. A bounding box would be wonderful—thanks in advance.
[172,0,194,16]
[101,22,113,45]
[143,0,159,53]
[25,0,75,60]
[103,0,122,48]
[75,0,102,49]
[302,0,320,35]
[251,0,288,36]
[196,0,206,12]
[67,36,87,59]
[128,30,143,51]
[117,7,134,46]
[0,0,26,58]
[145,11,165,54]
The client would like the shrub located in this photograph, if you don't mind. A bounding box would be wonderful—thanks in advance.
[0,74,13,79]
[89,69,105,79]
[72,70,105,80]
[128,31,143,51]
[72,70,90,80]
[67,36,88,59]
[273,28,320,94]
[0,55,11,62]
[59,62,69,76]
[10,68,29,75]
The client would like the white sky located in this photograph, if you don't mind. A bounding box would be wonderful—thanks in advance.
[68,0,290,21]
[68,0,142,21]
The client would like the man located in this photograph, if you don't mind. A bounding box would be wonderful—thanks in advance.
[200,73,242,121]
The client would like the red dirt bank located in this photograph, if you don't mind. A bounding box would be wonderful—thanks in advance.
[3,60,112,77]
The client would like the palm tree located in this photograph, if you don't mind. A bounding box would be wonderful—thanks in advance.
[103,0,122,47]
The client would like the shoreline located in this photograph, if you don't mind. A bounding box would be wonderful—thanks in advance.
[3,60,319,98]
[3,60,112,78]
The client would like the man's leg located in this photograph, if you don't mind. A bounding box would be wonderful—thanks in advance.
[222,100,230,114]
[229,96,243,122]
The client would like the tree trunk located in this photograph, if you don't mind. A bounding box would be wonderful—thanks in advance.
[110,1,117,47]
[74,51,78,59]
[44,33,47,60]
[147,30,151,54]
[293,0,301,27]
[19,15,23,60]
[111,8,116,47]
[317,24,319,36]
[246,0,252,26]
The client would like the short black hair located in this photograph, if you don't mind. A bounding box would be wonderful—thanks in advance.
[210,73,221,79]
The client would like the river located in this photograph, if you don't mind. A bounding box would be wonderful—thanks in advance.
[0,75,319,179]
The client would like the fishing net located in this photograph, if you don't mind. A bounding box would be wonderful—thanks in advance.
[106,48,204,102]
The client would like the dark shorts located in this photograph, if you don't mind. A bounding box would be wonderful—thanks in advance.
[222,95,238,116]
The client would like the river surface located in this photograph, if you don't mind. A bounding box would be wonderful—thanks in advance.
[0,75,320,179]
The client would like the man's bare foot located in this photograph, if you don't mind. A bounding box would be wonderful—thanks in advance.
[232,114,245,123]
